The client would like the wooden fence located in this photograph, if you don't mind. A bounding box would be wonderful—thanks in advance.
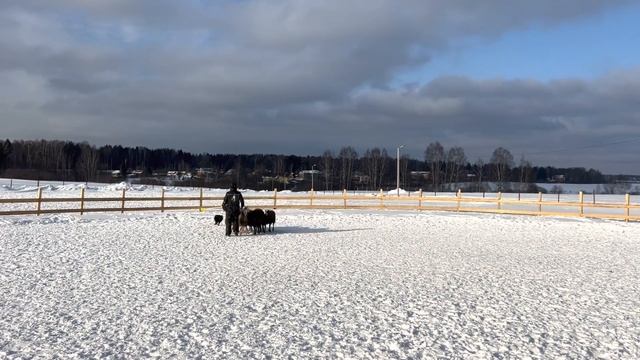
[1,188,639,222]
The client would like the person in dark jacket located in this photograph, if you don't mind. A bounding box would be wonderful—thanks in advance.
[221,183,245,236]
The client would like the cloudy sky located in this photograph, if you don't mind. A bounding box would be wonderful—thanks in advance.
[1,1,640,173]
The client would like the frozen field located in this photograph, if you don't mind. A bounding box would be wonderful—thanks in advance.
[1,210,639,358]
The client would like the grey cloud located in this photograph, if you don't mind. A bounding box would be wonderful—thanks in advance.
[0,1,216,29]
[343,74,640,171]
[0,1,639,173]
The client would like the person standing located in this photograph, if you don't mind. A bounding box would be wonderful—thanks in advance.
[222,183,244,236]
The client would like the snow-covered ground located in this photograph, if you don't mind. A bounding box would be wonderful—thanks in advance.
[535,182,640,194]
[1,210,639,358]
[3,178,639,196]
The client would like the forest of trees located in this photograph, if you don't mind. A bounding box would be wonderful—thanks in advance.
[0,139,615,192]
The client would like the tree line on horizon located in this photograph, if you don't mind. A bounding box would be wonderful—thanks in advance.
[0,139,616,192]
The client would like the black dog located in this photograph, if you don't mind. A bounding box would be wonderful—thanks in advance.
[214,215,223,225]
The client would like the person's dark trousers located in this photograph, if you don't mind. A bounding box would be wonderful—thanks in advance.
[225,212,239,236]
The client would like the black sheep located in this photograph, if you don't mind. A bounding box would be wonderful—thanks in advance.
[247,208,267,234]
[214,215,223,225]
[265,210,276,232]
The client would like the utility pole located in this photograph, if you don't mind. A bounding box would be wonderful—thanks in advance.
[311,164,316,191]
[397,145,405,197]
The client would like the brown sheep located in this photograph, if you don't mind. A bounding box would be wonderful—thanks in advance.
[238,208,250,234]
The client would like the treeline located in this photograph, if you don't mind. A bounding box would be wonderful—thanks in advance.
[0,139,609,191]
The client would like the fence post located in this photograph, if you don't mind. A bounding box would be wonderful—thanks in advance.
[273,189,277,209]
[121,189,126,214]
[161,188,165,213]
[379,189,384,209]
[538,192,542,214]
[418,189,423,209]
[199,188,204,212]
[497,192,502,211]
[80,188,85,215]
[625,194,630,222]
[457,189,461,212]
[557,192,560,203]
[518,192,521,201]
[9,179,12,189]
[343,189,347,208]
[36,187,43,216]
[579,191,584,217]
[310,190,314,207]
[592,190,596,204]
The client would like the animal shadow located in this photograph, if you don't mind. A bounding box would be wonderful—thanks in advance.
[273,226,372,234]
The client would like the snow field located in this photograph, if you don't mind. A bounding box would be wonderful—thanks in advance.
[1,210,639,358]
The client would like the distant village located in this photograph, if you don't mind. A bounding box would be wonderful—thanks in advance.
[107,167,576,193]
[2,139,638,193]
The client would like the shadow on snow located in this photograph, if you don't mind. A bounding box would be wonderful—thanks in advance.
[270,226,372,234]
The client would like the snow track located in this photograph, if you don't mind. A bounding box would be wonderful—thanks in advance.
[1,210,639,358]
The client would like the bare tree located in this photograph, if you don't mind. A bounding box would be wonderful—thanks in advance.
[339,146,357,190]
[445,146,466,188]
[379,148,388,190]
[474,158,485,192]
[401,154,409,190]
[234,158,242,186]
[78,144,99,182]
[364,148,388,190]
[518,155,532,192]
[274,155,285,177]
[363,149,374,190]
[322,150,333,191]
[0,139,12,174]
[490,147,514,189]
[425,142,444,191]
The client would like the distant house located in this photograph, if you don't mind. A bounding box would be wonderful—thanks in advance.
[410,171,430,180]
[549,175,565,183]
[298,169,321,180]
[111,170,121,178]
[196,168,215,176]
[353,173,370,185]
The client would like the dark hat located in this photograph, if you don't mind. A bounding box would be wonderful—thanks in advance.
[230,183,238,190]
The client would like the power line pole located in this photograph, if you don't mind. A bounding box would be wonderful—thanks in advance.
[397,145,404,197]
